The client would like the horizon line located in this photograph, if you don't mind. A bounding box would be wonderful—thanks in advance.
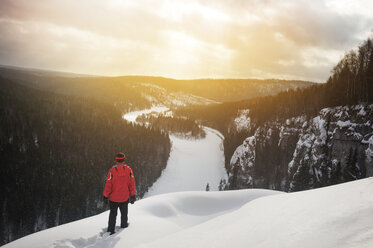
[0,63,321,83]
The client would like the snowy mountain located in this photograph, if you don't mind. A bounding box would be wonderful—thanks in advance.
[4,178,373,248]
[228,104,373,191]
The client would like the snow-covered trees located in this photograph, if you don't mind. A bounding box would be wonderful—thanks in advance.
[344,148,361,181]
[290,160,311,192]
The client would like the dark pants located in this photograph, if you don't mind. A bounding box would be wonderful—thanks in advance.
[107,201,128,233]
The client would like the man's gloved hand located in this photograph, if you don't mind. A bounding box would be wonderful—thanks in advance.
[130,195,136,204]
[103,196,109,205]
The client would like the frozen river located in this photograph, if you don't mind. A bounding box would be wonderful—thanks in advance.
[123,107,227,197]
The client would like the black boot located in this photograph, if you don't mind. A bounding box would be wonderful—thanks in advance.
[119,202,129,228]
[120,223,129,228]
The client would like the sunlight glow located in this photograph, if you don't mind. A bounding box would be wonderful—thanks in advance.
[158,1,230,23]
[0,0,372,81]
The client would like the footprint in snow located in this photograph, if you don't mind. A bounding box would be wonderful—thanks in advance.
[53,226,122,248]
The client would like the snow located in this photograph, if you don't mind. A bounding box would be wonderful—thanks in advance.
[337,120,356,128]
[122,106,169,123]
[234,109,251,132]
[145,126,227,196]
[143,178,373,248]
[358,106,367,116]
[5,178,373,248]
[140,92,157,103]
[138,83,219,106]
[230,136,256,168]
[123,107,228,194]
[313,116,327,144]
[364,136,373,161]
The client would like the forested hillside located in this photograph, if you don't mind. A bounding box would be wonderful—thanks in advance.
[175,37,373,191]
[0,78,171,245]
[0,62,314,246]
[114,76,313,102]
[0,67,312,106]
[136,113,206,139]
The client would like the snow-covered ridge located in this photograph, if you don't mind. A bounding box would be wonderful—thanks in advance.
[138,83,219,107]
[5,178,373,248]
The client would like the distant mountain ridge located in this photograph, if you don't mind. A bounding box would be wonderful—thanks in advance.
[0,66,314,106]
[0,64,98,78]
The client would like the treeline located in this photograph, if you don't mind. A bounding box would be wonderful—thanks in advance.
[136,114,206,139]
[0,68,312,109]
[0,78,171,245]
[106,76,312,102]
[177,38,373,131]
[0,68,154,112]
[176,37,373,168]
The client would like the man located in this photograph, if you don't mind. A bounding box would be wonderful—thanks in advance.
[103,152,136,235]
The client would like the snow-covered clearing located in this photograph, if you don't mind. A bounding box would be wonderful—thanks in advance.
[5,178,373,248]
[122,106,169,123]
[123,107,227,195]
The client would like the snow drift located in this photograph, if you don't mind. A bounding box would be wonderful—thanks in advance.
[4,178,373,248]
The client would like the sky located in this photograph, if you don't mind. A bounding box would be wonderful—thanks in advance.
[0,0,372,82]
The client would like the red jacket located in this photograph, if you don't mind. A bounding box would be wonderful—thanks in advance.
[103,163,136,202]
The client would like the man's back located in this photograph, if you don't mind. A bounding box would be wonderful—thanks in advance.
[103,152,136,235]
[104,164,136,203]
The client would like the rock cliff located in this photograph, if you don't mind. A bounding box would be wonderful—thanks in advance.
[228,104,373,191]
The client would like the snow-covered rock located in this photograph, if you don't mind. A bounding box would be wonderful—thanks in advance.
[229,136,256,187]
[228,104,373,191]
[234,109,251,132]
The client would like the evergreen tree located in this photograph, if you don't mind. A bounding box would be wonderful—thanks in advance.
[0,78,171,245]
[367,44,373,102]
[230,158,240,189]
[291,160,311,192]
[344,148,360,181]
[218,179,225,191]
[330,161,342,185]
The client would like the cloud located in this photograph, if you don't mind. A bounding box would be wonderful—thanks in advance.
[0,0,372,82]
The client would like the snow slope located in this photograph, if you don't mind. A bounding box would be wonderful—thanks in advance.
[145,178,373,248]
[5,178,373,248]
